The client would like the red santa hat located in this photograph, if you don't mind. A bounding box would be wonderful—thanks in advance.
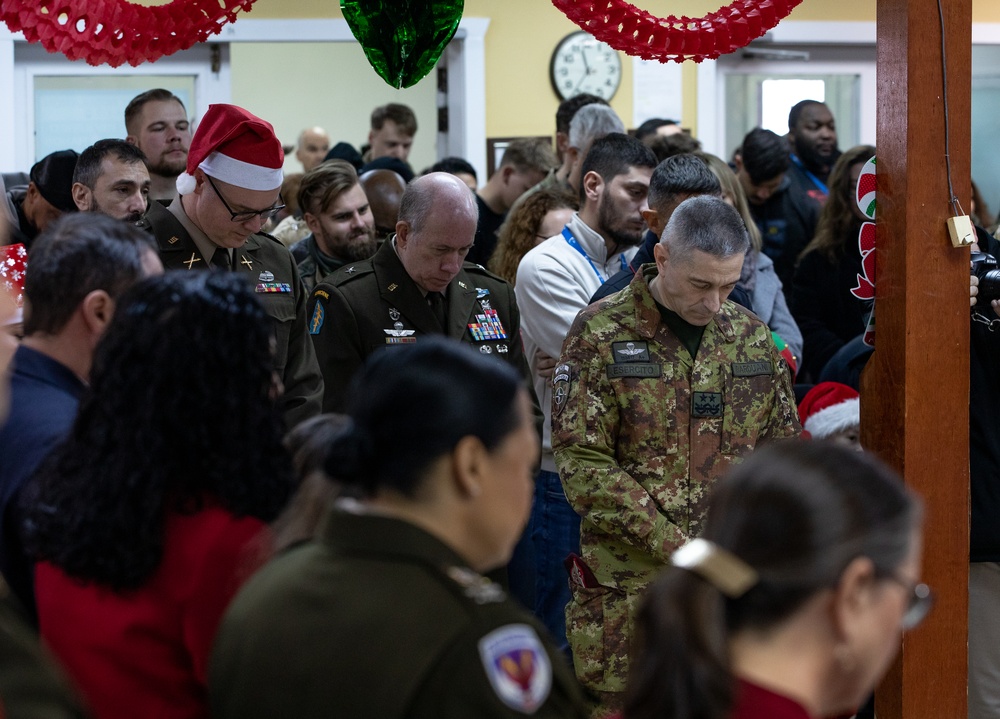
[176,104,283,196]
[797,382,860,440]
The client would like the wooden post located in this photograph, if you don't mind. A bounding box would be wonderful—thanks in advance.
[869,0,970,716]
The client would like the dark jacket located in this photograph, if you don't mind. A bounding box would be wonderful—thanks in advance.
[140,201,323,429]
[970,227,1000,560]
[209,509,589,719]
[0,345,85,621]
[749,177,820,291]
[308,240,537,415]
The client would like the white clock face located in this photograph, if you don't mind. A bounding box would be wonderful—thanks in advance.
[551,32,622,101]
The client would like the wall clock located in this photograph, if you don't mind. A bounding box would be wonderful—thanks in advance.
[550,31,622,101]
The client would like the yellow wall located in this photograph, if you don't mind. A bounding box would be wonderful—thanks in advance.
[238,0,999,147]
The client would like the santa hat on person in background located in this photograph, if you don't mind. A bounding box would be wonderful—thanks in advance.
[176,104,283,196]
[797,382,860,440]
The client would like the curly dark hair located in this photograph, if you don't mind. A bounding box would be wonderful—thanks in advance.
[25,271,295,591]
[799,144,876,264]
[489,187,578,286]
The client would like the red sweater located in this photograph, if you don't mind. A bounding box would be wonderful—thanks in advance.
[36,506,269,719]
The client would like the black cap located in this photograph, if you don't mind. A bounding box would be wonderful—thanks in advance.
[360,156,415,184]
[324,142,363,171]
[29,150,79,213]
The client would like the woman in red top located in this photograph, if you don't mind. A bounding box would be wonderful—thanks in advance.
[25,271,295,719]
[623,442,929,719]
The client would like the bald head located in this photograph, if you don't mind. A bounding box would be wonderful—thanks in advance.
[360,169,407,237]
[395,173,478,294]
[398,172,478,235]
[296,127,331,173]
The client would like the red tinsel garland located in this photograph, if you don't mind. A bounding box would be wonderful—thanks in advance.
[0,0,258,67]
[552,0,803,63]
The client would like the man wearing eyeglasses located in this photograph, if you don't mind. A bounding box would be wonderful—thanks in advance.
[139,103,323,429]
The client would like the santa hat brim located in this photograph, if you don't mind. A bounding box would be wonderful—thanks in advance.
[803,397,860,439]
[176,150,282,196]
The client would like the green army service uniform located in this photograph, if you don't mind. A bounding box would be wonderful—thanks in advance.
[0,577,86,719]
[551,265,801,701]
[307,239,535,412]
[209,508,589,719]
[141,201,323,429]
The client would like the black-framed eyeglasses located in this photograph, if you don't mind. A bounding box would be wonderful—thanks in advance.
[206,175,284,224]
[886,575,934,630]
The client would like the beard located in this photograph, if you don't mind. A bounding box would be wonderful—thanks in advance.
[146,152,187,178]
[323,226,378,263]
[89,197,144,224]
[597,195,645,249]
[798,142,840,173]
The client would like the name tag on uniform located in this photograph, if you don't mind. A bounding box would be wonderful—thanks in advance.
[731,361,774,377]
[256,282,292,293]
[606,363,661,378]
[692,391,723,417]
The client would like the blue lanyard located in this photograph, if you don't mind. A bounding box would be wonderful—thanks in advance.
[561,226,627,285]
[790,154,828,196]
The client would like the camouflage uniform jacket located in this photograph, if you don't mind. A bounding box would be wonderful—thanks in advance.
[551,265,800,695]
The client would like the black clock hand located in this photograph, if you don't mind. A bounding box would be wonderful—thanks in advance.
[574,48,591,92]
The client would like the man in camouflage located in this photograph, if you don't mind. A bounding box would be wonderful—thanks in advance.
[551,195,801,711]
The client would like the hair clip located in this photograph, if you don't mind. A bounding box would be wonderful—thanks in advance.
[671,538,758,598]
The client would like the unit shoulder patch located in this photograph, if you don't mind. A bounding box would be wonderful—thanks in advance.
[478,624,552,714]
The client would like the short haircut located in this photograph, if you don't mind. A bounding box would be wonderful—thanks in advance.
[297,160,361,217]
[371,103,417,135]
[430,157,478,182]
[635,118,679,141]
[23,213,156,335]
[73,139,147,189]
[739,128,789,185]
[325,337,524,498]
[124,88,186,136]
[647,154,722,216]
[788,99,827,131]
[556,93,607,136]
[498,138,557,175]
[579,133,657,187]
[643,132,702,163]
[568,104,626,150]
[662,195,750,261]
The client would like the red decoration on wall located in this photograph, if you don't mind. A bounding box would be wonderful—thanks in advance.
[551,0,802,63]
[0,0,257,68]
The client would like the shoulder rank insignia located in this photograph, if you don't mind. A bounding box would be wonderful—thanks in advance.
[447,566,506,604]
[478,624,553,714]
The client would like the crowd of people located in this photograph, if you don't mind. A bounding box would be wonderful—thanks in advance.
[0,83,985,719]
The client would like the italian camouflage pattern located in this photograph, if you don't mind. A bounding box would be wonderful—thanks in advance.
[552,265,801,696]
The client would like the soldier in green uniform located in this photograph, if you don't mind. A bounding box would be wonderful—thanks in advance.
[551,196,801,711]
[307,172,534,413]
[139,103,323,429]
[289,159,377,292]
[209,339,588,719]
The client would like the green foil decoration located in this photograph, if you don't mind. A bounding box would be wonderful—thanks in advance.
[342,0,464,89]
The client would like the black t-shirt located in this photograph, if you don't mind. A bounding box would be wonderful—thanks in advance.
[654,298,705,359]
